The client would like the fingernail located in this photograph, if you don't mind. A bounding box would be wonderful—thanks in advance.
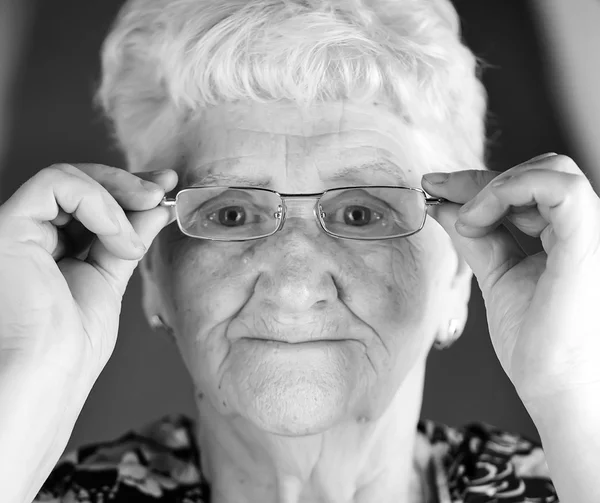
[130,231,147,252]
[423,173,449,184]
[141,179,161,192]
[147,169,171,178]
[106,209,122,234]
[140,170,171,191]
[458,199,475,214]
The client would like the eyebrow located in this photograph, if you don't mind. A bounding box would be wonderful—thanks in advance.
[188,173,272,188]
[187,159,407,188]
[328,160,407,182]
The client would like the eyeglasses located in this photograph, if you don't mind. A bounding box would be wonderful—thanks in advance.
[159,186,447,241]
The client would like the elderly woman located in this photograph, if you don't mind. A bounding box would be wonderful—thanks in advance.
[0,0,599,501]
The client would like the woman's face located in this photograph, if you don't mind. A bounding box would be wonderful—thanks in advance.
[151,100,461,435]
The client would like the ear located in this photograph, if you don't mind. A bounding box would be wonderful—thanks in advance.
[138,250,166,326]
[443,253,473,338]
[451,254,473,305]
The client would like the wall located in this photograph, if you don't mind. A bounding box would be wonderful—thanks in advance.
[531,0,600,188]
[0,0,32,176]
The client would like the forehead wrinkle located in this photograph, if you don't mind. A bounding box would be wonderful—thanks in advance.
[285,133,290,186]
[185,162,406,190]
[227,125,409,142]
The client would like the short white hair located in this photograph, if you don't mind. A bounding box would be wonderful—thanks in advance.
[97,0,487,173]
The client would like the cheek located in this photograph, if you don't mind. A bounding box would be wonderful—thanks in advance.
[389,238,428,310]
[349,238,428,326]
[156,237,259,382]
[387,237,444,364]
[161,237,254,316]
[358,238,432,368]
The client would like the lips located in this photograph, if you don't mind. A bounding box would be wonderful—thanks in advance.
[228,313,353,345]
[240,336,347,345]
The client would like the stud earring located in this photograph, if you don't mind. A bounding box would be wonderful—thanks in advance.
[433,318,461,350]
[149,314,175,340]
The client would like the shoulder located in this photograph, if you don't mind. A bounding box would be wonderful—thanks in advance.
[417,419,559,502]
[33,414,209,503]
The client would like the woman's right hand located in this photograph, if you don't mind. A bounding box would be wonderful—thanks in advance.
[0,163,177,379]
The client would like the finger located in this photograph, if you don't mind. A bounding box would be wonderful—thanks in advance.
[51,218,98,262]
[1,164,145,260]
[505,206,549,238]
[80,203,172,300]
[429,200,528,297]
[421,153,582,208]
[64,164,178,260]
[454,155,584,225]
[456,169,598,246]
[422,154,588,239]
[454,199,548,240]
[51,228,69,261]
[50,207,72,228]
[51,168,178,262]
[455,207,550,241]
[67,164,177,211]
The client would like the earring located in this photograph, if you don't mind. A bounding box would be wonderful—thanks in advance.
[149,314,175,339]
[433,318,461,350]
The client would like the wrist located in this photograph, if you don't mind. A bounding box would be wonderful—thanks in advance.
[523,383,600,434]
[0,357,98,503]
[522,384,600,503]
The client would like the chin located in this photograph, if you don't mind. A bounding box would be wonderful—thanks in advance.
[219,338,368,435]
[243,377,349,436]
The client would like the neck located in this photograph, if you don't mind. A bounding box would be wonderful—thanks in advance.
[194,363,428,503]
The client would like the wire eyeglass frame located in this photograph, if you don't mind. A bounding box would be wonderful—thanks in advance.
[159,185,447,241]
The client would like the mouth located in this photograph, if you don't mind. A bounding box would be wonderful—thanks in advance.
[240,337,348,345]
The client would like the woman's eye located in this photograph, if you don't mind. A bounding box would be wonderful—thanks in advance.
[206,205,265,227]
[341,205,382,226]
[213,206,247,227]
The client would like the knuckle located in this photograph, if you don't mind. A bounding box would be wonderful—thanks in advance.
[548,154,580,174]
[76,163,115,182]
[111,168,138,187]
[37,165,66,182]
[568,173,592,195]
[79,164,141,192]
[473,169,495,187]
[32,166,70,190]
[37,164,83,188]
[47,162,81,175]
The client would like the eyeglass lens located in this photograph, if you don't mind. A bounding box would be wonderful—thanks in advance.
[175,187,426,240]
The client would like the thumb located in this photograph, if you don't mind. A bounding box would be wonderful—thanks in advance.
[80,204,174,301]
[429,201,527,297]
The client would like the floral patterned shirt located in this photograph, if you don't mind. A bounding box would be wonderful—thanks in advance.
[33,414,559,502]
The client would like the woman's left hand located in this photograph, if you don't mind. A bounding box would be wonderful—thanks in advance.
[421,153,600,412]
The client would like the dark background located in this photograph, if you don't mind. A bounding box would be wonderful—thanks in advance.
[0,0,572,452]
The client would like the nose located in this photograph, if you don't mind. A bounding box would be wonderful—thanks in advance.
[254,225,339,315]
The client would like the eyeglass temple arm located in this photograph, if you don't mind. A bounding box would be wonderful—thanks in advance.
[160,195,448,205]
[425,196,447,206]
[160,197,176,207]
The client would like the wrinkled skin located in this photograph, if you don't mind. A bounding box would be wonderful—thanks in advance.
[142,100,472,436]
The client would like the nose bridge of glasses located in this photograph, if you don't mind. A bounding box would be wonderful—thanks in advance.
[279,195,322,220]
